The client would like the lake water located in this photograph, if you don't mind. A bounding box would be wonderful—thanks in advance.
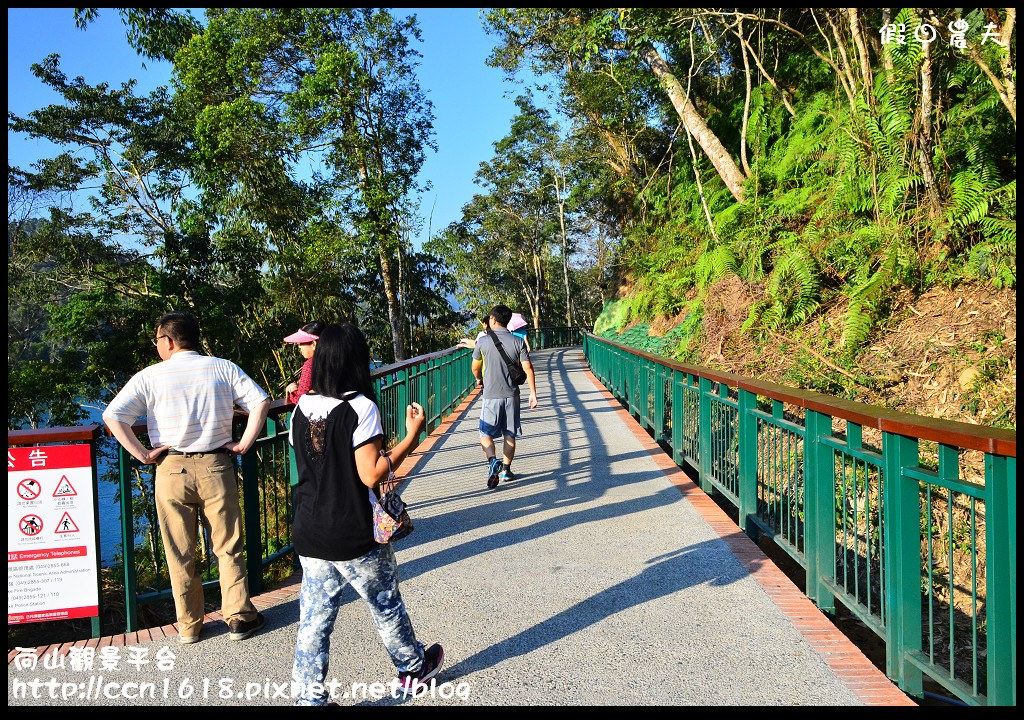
[81,404,124,567]
[95,466,121,567]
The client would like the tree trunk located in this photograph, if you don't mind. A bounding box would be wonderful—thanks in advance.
[378,248,407,361]
[353,138,408,361]
[918,23,942,216]
[533,249,543,327]
[737,19,753,177]
[686,125,719,240]
[637,41,748,202]
[879,8,895,87]
[578,103,643,183]
[735,23,795,117]
[554,170,573,326]
[846,8,874,101]
[965,8,1016,125]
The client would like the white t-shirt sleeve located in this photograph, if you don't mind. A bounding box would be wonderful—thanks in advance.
[352,396,384,450]
[229,362,270,412]
[102,370,148,425]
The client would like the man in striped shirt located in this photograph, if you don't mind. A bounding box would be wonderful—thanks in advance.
[103,311,271,644]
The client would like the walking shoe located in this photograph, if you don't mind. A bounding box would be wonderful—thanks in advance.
[486,457,502,489]
[178,632,201,645]
[396,643,445,697]
[501,467,516,483]
[227,611,266,641]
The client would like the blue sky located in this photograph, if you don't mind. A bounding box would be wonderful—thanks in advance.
[7,7,533,249]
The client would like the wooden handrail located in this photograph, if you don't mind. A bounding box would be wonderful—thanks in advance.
[8,425,102,445]
[586,333,1016,457]
[369,344,467,376]
[267,397,294,419]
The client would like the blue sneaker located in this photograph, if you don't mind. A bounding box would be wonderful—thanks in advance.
[486,457,502,489]
[500,466,516,482]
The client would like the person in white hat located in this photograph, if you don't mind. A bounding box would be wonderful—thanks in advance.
[284,322,325,404]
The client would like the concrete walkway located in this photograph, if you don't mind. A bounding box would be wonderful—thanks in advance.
[8,348,913,706]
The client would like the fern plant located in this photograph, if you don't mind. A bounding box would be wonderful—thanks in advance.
[839,231,919,357]
[741,234,820,335]
[693,242,737,292]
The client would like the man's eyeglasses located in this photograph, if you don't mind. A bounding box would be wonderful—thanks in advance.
[151,335,168,347]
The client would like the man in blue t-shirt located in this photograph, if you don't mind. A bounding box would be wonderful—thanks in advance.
[471,305,539,489]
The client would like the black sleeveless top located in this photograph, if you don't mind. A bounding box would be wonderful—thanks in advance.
[291,392,382,561]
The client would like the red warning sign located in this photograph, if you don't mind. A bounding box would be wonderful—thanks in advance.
[17,479,42,500]
[20,515,43,536]
[54,512,80,534]
[52,476,78,497]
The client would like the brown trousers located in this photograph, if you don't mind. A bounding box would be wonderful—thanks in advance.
[154,452,258,637]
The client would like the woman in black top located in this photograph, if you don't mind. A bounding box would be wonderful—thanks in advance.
[289,323,444,704]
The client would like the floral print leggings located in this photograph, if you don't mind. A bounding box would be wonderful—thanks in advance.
[292,545,425,705]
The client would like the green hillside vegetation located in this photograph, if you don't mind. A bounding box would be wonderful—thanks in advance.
[481,8,1016,430]
[7,9,1016,434]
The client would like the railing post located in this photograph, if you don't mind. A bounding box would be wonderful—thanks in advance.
[737,389,759,541]
[444,352,453,415]
[985,452,1015,705]
[1007,456,1016,706]
[239,448,263,596]
[641,358,651,431]
[698,376,713,493]
[653,364,665,445]
[882,431,923,699]
[417,361,429,443]
[613,347,621,394]
[397,367,409,444]
[804,410,836,613]
[118,445,139,634]
[671,369,684,466]
[286,413,300,487]
[623,354,633,417]
[88,439,103,639]
[283,412,300,571]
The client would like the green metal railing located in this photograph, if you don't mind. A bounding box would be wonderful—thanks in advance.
[584,332,1016,706]
[527,326,584,350]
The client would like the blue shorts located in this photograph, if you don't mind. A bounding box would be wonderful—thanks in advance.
[479,397,522,439]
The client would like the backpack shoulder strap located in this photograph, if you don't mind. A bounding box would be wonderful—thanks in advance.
[485,328,515,366]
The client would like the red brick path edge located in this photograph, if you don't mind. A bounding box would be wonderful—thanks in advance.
[580,358,915,706]
[8,387,484,667]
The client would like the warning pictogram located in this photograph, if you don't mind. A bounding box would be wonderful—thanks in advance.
[52,476,78,497]
[17,479,42,500]
[20,515,43,536]
[55,512,80,534]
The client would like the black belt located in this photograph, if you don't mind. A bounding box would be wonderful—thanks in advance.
[165,448,230,456]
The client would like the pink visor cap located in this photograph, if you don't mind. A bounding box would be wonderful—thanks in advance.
[283,329,320,343]
[507,312,528,332]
